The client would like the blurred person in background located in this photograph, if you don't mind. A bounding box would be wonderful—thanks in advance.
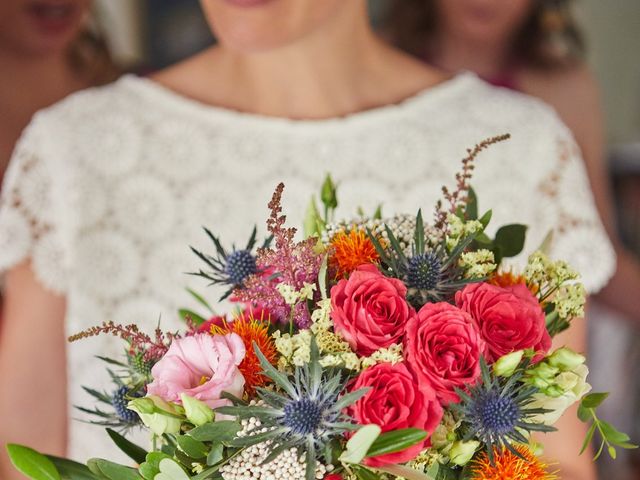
[385,0,640,322]
[0,0,118,186]
[0,1,615,479]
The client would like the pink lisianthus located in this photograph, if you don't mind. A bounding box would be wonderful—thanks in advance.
[331,264,415,356]
[146,333,246,409]
[404,302,486,405]
[456,282,551,362]
[348,362,443,466]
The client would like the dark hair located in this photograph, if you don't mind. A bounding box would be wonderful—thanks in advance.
[384,0,585,69]
[68,14,120,86]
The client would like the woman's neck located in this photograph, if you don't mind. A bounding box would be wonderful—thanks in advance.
[155,6,445,120]
[0,49,84,118]
[429,30,513,80]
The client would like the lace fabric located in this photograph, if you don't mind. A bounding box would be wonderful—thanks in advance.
[0,72,615,461]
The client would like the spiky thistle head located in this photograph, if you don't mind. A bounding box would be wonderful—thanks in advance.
[451,358,555,464]
[367,209,480,308]
[217,337,367,480]
[190,226,272,300]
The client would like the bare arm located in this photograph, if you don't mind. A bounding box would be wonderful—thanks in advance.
[523,65,640,321]
[0,262,67,480]
[534,310,596,480]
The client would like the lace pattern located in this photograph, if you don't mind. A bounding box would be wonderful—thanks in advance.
[0,73,616,461]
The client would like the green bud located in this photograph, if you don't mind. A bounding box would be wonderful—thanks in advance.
[321,174,338,211]
[303,196,324,238]
[531,362,560,381]
[548,347,585,371]
[449,440,480,466]
[180,394,214,427]
[128,395,182,435]
[493,350,524,377]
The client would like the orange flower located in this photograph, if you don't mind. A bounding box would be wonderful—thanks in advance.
[470,445,558,480]
[210,311,278,395]
[490,271,539,296]
[330,229,380,279]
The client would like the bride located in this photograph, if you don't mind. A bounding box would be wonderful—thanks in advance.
[0,1,612,478]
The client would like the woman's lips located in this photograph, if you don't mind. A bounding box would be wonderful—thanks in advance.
[26,1,81,36]
[222,0,275,8]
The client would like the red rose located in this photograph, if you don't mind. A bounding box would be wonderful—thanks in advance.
[348,362,443,466]
[455,282,551,362]
[404,302,486,405]
[331,264,414,356]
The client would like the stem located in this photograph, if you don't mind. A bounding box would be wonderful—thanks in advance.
[375,464,435,480]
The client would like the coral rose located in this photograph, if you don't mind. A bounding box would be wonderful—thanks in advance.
[147,333,246,409]
[348,362,443,466]
[404,302,486,405]
[331,264,414,356]
[456,282,551,362]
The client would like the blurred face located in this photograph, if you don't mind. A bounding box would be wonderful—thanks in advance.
[200,0,360,53]
[435,0,535,45]
[0,0,90,57]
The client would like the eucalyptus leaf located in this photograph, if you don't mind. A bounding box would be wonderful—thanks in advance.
[188,420,242,442]
[155,459,190,480]
[177,435,208,459]
[88,459,142,480]
[206,443,224,466]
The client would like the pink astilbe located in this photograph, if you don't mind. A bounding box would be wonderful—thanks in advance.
[68,321,177,362]
[234,183,323,328]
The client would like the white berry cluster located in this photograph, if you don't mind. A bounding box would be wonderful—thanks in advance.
[324,214,439,254]
[220,416,333,480]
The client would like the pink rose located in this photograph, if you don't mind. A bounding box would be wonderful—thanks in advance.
[331,264,415,356]
[348,362,443,466]
[147,333,246,408]
[456,282,551,362]
[404,302,486,405]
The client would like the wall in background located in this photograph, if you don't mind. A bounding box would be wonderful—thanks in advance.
[581,0,640,144]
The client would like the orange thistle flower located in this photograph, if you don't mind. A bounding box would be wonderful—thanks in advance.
[210,311,278,395]
[330,229,380,279]
[470,445,558,480]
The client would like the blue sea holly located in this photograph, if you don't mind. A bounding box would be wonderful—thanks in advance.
[216,338,368,480]
[190,226,272,300]
[368,210,481,307]
[451,358,556,464]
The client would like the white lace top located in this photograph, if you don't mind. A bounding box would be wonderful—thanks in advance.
[0,73,615,462]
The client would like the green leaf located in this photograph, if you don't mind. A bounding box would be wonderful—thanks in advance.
[178,309,207,326]
[581,392,610,409]
[339,424,381,464]
[351,465,379,480]
[155,459,190,480]
[465,188,478,220]
[186,288,214,314]
[478,209,492,228]
[6,445,60,480]
[206,443,224,466]
[493,224,527,258]
[88,459,142,480]
[47,456,98,480]
[577,403,591,422]
[366,428,427,458]
[580,422,597,455]
[139,453,172,480]
[188,420,242,442]
[106,428,148,465]
[177,436,208,459]
[599,420,631,444]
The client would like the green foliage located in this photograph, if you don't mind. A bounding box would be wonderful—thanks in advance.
[87,459,142,480]
[6,445,60,480]
[365,428,428,458]
[340,424,381,464]
[106,428,148,464]
[578,392,638,460]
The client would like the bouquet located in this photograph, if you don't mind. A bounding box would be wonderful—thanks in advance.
[7,135,636,480]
